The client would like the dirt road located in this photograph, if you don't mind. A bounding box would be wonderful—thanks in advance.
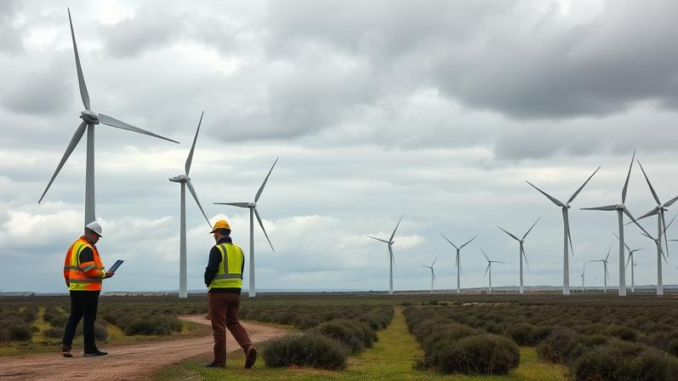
[0,316,286,381]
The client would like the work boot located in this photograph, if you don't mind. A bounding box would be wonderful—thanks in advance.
[62,349,73,358]
[245,347,257,369]
[205,362,226,368]
[83,350,108,357]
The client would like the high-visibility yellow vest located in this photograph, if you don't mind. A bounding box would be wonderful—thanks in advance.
[64,237,105,292]
[209,243,244,289]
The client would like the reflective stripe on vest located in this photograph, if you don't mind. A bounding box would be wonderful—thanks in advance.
[209,243,244,289]
[66,238,104,292]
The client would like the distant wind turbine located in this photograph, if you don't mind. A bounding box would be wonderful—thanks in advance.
[214,158,279,298]
[612,232,644,293]
[440,234,477,294]
[368,215,404,295]
[39,9,179,226]
[526,167,600,295]
[169,112,211,298]
[589,246,611,293]
[480,248,503,294]
[580,263,586,293]
[639,214,673,295]
[497,218,540,295]
[582,152,652,296]
[421,256,438,294]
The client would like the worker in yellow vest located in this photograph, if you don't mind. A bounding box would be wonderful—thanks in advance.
[204,219,257,369]
[61,221,113,358]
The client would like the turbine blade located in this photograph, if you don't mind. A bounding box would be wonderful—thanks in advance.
[522,217,541,240]
[68,9,90,110]
[622,151,636,204]
[459,235,478,249]
[255,157,279,203]
[484,263,490,276]
[440,233,459,250]
[390,215,404,242]
[664,194,678,208]
[432,255,439,267]
[567,166,601,204]
[39,122,87,203]
[480,247,489,262]
[637,160,661,205]
[581,205,618,211]
[612,232,632,252]
[389,245,396,268]
[369,236,390,244]
[665,214,677,232]
[606,245,611,262]
[525,180,564,207]
[661,211,670,258]
[522,245,529,269]
[185,111,203,176]
[626,252,632,269]
[186,180,211,228]
[636,208,660,222]
[254,208,274,252]
[624,208,652,238]
[214,202,251,208]
[98,113,179,144]
[564,210,574,256]
[497,226,520,241]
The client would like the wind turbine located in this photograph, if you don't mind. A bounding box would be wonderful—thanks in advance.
[368,215,404,295]
[639,215,673,295]
[612,232,644,293]
[214,158,279,298]
[580,264,586,293]
[169,112,211,298]
[589,246,611,293]
[581,152,652,296]
[38,9,179,226]
[526,167,600,295]
[440,234,477,294]
[421,256,438,294]
[480,248,503,294]
[497,218,540,295]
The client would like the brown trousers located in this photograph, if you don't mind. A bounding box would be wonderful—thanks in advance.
[208,292,253,365]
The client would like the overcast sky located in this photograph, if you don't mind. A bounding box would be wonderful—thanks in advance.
[2,0,678,294]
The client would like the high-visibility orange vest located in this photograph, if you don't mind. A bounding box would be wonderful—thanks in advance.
[63,237,105,292]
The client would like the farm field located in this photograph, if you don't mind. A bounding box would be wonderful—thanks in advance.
[3,292,678,380]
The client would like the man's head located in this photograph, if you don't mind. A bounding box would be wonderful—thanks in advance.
[210,220,231,241]
[84,221,103,243]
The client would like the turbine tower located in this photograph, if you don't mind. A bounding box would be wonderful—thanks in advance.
[612,232,644,293]
[497,218,540,295]
[368,215,404,295]
[526,167,600,295]
[589,246,611,293]
[214,158,278,298]
[480,248,503,294]
[421,256,438,294]
[440,234,477,294]
[582,152,652,296]
[169,112,212,298]
[39,9,179,226]
[580,264,586,293]
[639,224,670,296]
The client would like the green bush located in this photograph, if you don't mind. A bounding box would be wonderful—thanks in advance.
[8,323,33,341]
[537,329,589,365]
[50,314,68,328]
[262,333,348,370]
[44,327,64,339]
[437,334,519,375]
[573,342,678,381]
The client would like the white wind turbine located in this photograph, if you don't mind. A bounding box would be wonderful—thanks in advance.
[526,167,600,295]
[368,215,404,296]
[480,248,503,294]
[214,158,279,298]
[169,112,211,298]
[582,152,652,296]
[612,232,644,293]
[421,256,438,294]
[638,215,673,295]
[497,218,540,295]
[589,246,611,293]
[580,263,586,293]
[440,234,477,294]
[39,9,178,226]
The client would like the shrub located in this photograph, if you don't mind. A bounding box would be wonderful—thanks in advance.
[604,326,638,342]
[537,329,589,365]
[437,334,520,375]
[8,324,33,341]
[262,333,348,370]
[44,327,64,339]
[507,323,534,346]
[50,315,68,328]
[573,342,678,381]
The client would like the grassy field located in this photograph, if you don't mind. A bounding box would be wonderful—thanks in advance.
[154,307,567,381]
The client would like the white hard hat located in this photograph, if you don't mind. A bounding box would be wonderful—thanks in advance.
[85,221,103,237]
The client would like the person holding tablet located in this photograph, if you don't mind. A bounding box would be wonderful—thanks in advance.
[61,221,114,358]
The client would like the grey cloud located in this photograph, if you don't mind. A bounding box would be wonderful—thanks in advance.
[0,0,23,53]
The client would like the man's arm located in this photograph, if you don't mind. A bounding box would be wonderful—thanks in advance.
[78,248,106,279]
[204,247,221,286]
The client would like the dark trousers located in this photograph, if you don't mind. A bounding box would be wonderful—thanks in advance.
[209,293,253,365]
[62,291,100,353]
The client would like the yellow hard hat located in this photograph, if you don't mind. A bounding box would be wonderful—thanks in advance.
[210,219,231,233]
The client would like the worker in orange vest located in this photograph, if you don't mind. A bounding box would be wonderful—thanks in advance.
[61,221,114,358]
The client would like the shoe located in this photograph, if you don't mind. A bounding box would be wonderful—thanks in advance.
[83,350,108,357]
[62,349,73,358]
[205,362,226,368]
[245,347,257,369]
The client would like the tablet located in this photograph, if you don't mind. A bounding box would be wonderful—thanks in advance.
[109,260,124,273]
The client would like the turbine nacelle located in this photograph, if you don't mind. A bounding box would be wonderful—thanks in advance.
[616,204,625,210]
[169,175,190,183]
[80,110,99,124]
